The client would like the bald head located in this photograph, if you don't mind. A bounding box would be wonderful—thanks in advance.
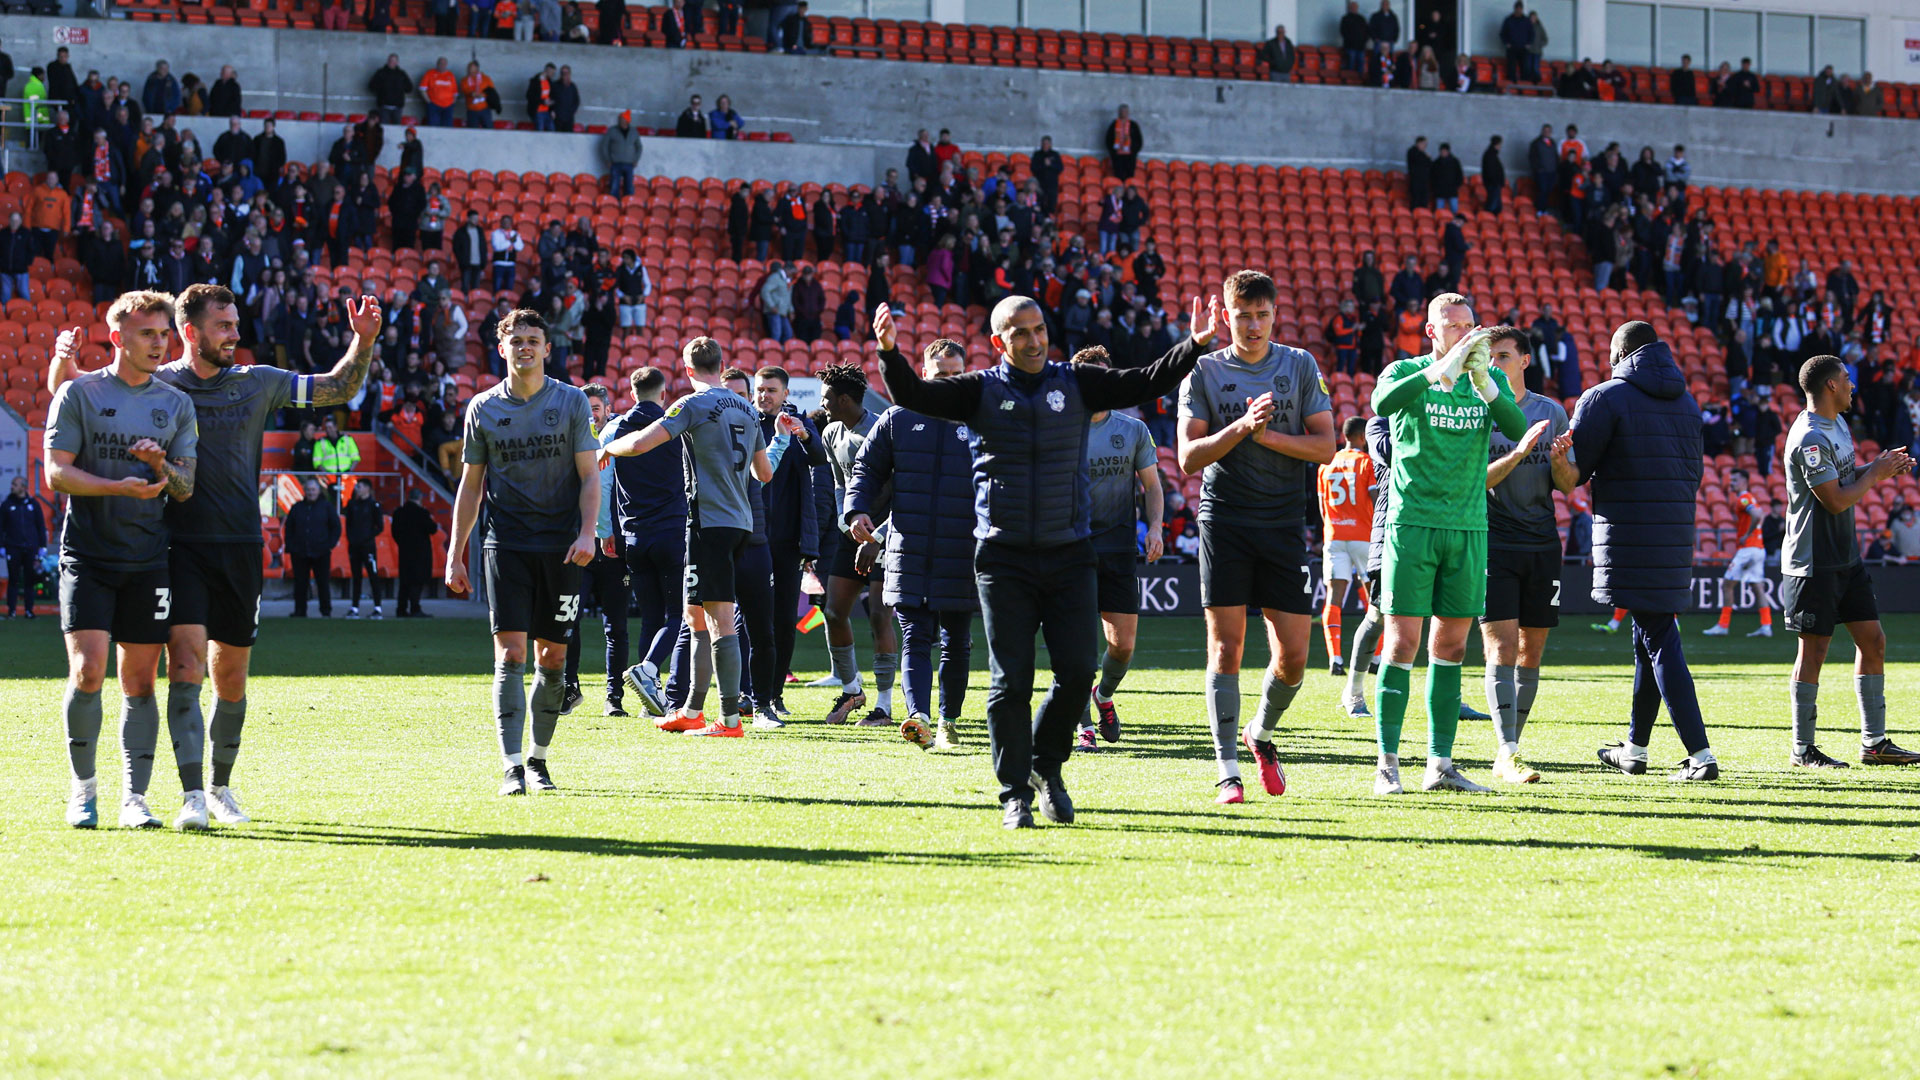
[1610,320,1660,367]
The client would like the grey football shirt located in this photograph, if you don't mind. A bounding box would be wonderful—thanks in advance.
[1087,410,1154,552]
[157,360,306,543]
[45,368,199,571]
[658,383,766,533]
[822,409,880,536]
[462,376,597,552]
[1486,391,1570,552]
[1177,342,1332,526]
[1783,410,1858,576]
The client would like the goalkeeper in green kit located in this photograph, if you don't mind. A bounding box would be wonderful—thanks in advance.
[1368,294,1527,795]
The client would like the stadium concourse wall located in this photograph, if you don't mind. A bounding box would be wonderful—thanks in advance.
[5,15,1919,195]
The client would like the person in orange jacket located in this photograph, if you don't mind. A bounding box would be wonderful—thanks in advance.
[27,172,72,261]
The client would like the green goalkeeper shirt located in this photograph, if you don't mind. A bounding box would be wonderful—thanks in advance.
[1369,355,1527,532]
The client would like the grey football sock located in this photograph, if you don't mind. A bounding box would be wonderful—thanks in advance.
[494,660,527,762]
[1252,672,1300,740]
[1515,667,1541,740]
[529,666,565,751]
[209,696,246,788]
[829,643,860,691]
[687,629,713,713]
[1346,607,1383,701]
[121,695,160,795]
[1857,673,1886,746]
[64,685,103,781]
[167,681,206,793]
[1207,671,1240,781]
[1097,650,1131,699]
[872,651,897,716]
[714,633,743,721]
[1791,679,1819,754]
[1485,663,1517,748]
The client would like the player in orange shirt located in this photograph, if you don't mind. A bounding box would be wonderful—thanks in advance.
[1704,467,1774,637]
[1317,417,1376,676]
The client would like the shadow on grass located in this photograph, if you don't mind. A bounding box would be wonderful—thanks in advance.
[216,822,1083,865]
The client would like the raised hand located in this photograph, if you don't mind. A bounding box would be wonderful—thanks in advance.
[348,294,384,339]
[872,303,897,352]
[776,412,804,437]
[51,326,84,389]
[1518,418,1553,454]
[1189,294,1222,347]
[1550,431,1574,461]
[1875,446,1914,480]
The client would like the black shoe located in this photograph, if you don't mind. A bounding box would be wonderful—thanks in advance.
[525,758,557,792]
[1791,744,1851,769]
[1330,659,1347,678]
[499,765,528,796]
[1002,797,1035,829]
[606,699,629,718]
[416,610,434,618]
[560,683,583,716]
[1031,769,1075,824]
[1861,738,1920,766]
[1597,741,1648,775]
[1670,757,1720,782]
[290,610,308,618]
[22,610,35,620]
[770,697,791,719]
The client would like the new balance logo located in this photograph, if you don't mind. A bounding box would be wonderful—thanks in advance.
[497,418,512,426]
[99,408,117,417]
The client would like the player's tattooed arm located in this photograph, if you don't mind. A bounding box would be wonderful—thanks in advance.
[309,295,384,406]
[130,439,195,500]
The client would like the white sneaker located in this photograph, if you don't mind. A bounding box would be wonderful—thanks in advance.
[1343,695,1372,718]
[120,793,162,828]
[174,790,211,830]
[207,785,250,824]
[1423,762,1491,793]
[805,673,840,688]
[372,606,384,620]
[347,607,361,619]
[1373,761,1404,795]
[752,709,786,731]
[1702,625,1728,636]
[934,718,961,749]
[66,777,99,828]
[1746,625,1772,638]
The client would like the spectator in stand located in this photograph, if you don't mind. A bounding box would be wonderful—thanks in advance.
[1369,0,1400,55]
[710,94,744,139]
[251,117,287,183]
[1389,254,1424,310]
[616,248,651,329]
[811,190,838,262]
[461,61,495,130]
[662,0,692,47]
[387,169,426,250]
[1431,141,1462,213]
[342,473,389,618]
[390,488,439,617]
[842,192,871,264]
[489,214,523,292]
[602,111,642,198]
[749,187,776,260]
[1650,56,1692,109]
[1441,213,1470,290]
[1854,73,1883,117]
[1393,298,1425,359]
[526,63,559,132]
[1,476,46,619]
[1030,135,1063,213]
[675,93,710,138]
[779,2,815,54]
[1478,134,1507,214]
[466,0,495,38]
[726,183,750,260]
[1352,249,1385,307]
[0,214,33,303]
[924,234,956,305]
[1327,298,1362,374]
[1499,2,1531,83]
[420,58,458,127]
[142,60,181,118]
[595,0,626,43]
[761,260,794,341]
[906,129,938,188]
[80,219,127,301]
[1812,65,1841,114]
[27,173,70,260]
[1597,60,1627,101]
[208,65,243,117]
[1261,25,1297,83]
[451,209,486,290]
[1415,47,1440,91]
[790,265,826,342]
[1105,104,1142,181]
[1405,135,1432,209]
[284,479,340,618]
[1723,57,1759,109]
[1327,2,1365,72]
[1526,123,1556,217]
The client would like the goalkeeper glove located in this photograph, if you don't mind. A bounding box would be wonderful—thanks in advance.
[1424,344,1466,390]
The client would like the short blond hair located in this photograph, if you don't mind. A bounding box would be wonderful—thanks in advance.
[1427,292,1472,322]
[105,290,175,330]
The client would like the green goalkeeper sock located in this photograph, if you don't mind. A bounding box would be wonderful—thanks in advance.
[1427,658,1462,759]
[1375,661,1411,756]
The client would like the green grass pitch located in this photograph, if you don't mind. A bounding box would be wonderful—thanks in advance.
[3,611,1920,1078]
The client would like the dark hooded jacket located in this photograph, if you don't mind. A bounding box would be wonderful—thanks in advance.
[1569,341,1702,611]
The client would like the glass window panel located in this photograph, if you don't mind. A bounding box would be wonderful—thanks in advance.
[1151,0,1202,37]
[1813,17,1863,76]
[1606,2,1653,67]
[1303,0,1353,47]
[1086,0,1143,34]
[1208,0,1265,40]
[1763,13,1810,76]
[965,0,1019,25]
[1709,9,1758,70]
[1026,0,1083,30]
[1534,0,1574,61]
[1657,5,1706,68]
[871,0,929,16]
[1472,0,1511,58]
[806,0,864,12]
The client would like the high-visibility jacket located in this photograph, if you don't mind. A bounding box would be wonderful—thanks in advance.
[313,434,361,476]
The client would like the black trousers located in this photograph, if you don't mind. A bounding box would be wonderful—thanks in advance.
[397,552,429,614]
[625,531,684,674]
[6,550,37,613]
[769,543,804,697]
[290,552,331,614]
[896,603,973,721]
[1628,611,1711,754]
[565,552,631,701]
[348,539,382,606]
[735,541,777,706]
[975,538,1098,804]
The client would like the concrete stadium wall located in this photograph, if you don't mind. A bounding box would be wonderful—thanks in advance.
[4,14,1917,194]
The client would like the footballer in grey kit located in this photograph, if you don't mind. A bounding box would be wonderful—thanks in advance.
[1477,326,1576,784]
[447,310,601,796]
[1074,346,1162,750]
[45,291,198,830]
[1778,355,1920,769]
[815,363,898,727]
[1175,271,1334,805]
[601,336,778,737]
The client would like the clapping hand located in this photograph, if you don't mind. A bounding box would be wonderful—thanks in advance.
[1189,294,1222,348]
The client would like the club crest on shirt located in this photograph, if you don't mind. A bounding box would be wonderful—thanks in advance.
[544,408,560,428]
[1274,375,1291,395]
[1111,433,1125,449]
[955,425,969,441]
[1802,444,1823,469]
[1047,389,1065,412]
[151,409,170,428]
[226,385,242,400]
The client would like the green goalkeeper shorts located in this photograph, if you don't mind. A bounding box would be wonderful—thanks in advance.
[1381,524,1487,620]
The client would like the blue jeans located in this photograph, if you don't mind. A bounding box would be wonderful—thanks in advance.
[0,273,28,303]
[467,7,489,35]
[1484,183,1502,214]
[843,241,864,265]
[1593,261,1614,292]
[895,604,973,721]
[1532,171,1555,214]
[491,264,515,292]
[1627,612,1710,755]
[896,244,914,267]
[425,103,453,127]
[1098,229,1118,255]
[765,313,791,342]
[1436,196,1459,214]
[465,108,493,130]
[533,112,554,132]
[1663,268,1683,305]
[607,162,634,197]
[1343,47,1365,72]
